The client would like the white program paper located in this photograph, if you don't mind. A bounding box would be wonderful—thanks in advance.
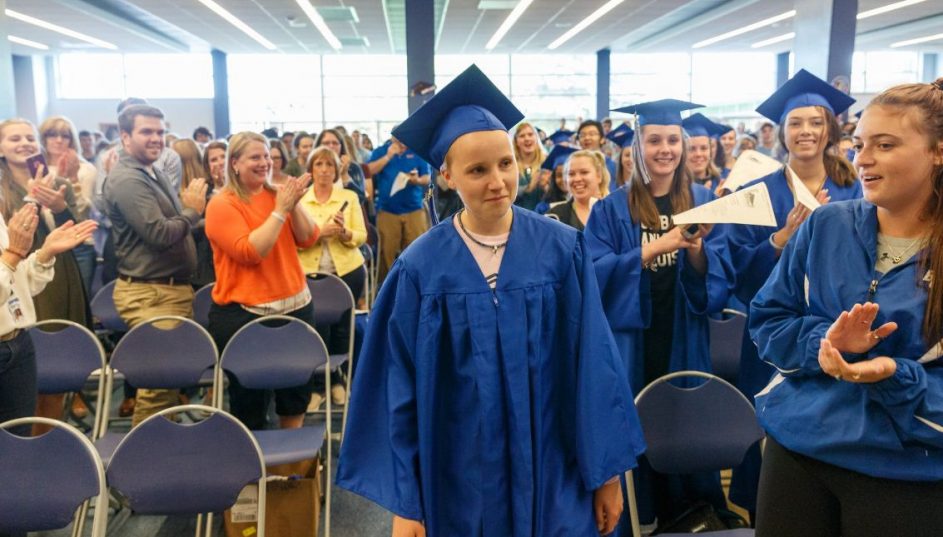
[787,166,822,210]
[721,150,783,193]
[389,170,413,197]
[673,182,777,227]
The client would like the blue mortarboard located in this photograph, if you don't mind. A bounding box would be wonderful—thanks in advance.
[715,123,734,138]
[548,129,575,145]
[854,110,862,120]
[682,113,727,138]
[391,64,524,169]
[606,123,635,147]
[611,99,704,126]
[755,68,856,124]
[541,145,577,171]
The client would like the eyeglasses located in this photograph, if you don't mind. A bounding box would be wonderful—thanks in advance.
[44,131,73,140]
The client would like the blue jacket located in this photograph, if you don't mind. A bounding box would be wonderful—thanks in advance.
[585,184,736,394]
[750,199,943,481]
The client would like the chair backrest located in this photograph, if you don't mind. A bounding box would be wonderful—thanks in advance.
[193,282,215,328]
[109,316,218,389]
[635,371,764,475]
[221,315,328,390]
[708,309,747,385]
[30,320,107,394]
[106,405,266,522]
[90,280,128,332]
[0,417,107,536]
[307,273,355,327]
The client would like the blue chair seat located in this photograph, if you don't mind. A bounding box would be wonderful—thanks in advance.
[316,353,349,373]
[253,423,327,467]
[94,431,124,466]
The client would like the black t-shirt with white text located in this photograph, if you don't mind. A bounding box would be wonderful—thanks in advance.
[640,194,677,385]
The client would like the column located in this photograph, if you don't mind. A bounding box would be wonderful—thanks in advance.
[211,49,230,138]
[776,52,790,88]
[923,53,939,83]
[792,0,857,83]
[596,48,610,121]
[405,0,435,115]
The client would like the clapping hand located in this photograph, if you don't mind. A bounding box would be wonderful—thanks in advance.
[818,339,896,383]
[5,203,40,255]
[41,219,98,257]
[825,302,898,354]
[274,174,311,215]
[180,178,209,214]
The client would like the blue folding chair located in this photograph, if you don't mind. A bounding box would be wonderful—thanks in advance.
[627,371,762,537]
[709,309,748,385]
[307,273,356,435]
[96,316,220,462]
[220,315,332,536]
[106,405,266,537]
[30,320,109,435]
[90,279,129,333]
[0,417,108,537]
[193,282,215,328]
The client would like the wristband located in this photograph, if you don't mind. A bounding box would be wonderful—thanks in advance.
[769,233,785,251]
[271,211,286,223]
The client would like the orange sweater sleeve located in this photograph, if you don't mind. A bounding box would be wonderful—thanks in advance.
[205,193,264,266]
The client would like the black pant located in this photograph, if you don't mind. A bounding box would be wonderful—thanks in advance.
[208,301,317,430]
[757,437,943,537]
[0,331,36,438]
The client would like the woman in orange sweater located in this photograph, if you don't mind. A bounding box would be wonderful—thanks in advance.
[205,131,319,430]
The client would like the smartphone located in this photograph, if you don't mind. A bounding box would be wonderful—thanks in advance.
[339,201,349,212]
[26,153,46,178]
[681,223,699,239]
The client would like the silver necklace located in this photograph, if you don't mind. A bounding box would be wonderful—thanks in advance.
[457,209,509,255]
[879,236,925,265]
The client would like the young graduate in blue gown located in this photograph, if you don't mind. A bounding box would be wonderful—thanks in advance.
[749,78,943,536]
[584,99,736,532]
[725,69,862,515]
[534,144,577,215]
[606,124,634,192]
[336,65,646,537]
[682,113,727,192]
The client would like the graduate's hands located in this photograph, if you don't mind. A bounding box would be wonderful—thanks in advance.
[771,203,812,249]
[391,515,425,537]
[825,302,898,354]
[818,339,897,383]
[593,479,623,535]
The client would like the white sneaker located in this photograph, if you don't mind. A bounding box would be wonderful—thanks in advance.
[307,392,324,413]
[330,384,348,406]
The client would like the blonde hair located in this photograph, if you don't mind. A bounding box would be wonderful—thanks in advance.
[223,131,275,202]
[38,116,80,154]
[565,150,610,197]
[0,119,39,220]
[868,78,943,344]
[306,145,341,183]
[513,122,545,178]
[171,138,205,192]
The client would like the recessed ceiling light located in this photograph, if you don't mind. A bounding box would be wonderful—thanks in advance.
[194,0,277,50]
[8,35,50,50]
[891,32,943,48]
[548,0,625,50]
[296,0,343,50]
[5,9,117,50]
[692,10,796,49]
[751,32,795,48]
[486,0,536,50]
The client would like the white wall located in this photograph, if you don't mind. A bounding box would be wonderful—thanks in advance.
[44,98,216,139]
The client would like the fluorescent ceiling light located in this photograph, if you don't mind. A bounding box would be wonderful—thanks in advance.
[8,35,50,50]
[4,9,117,50]
[858,0,926,20]
[751,32,795,48]
[296,0,343,50]
[548,0,624,50]
[891,32,943,48]
[194,0,277,50]
[486,0,535,50]
[692,10,796,49]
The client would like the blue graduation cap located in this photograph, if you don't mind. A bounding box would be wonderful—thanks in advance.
[682,113,727,138]
[611,99,703,126]
[854,110,862,120]
[541,145,577,171]
[606,123,635,147]
[391,64,524,169]
[547,129,575,145]
[755,68,855,124]
[715,123,734,138]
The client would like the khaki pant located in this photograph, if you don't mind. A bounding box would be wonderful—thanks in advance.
[376,208,429,286]
[113,279,195,426]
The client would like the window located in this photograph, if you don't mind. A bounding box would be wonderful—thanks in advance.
[228,55,322,134]
[56,53,213,99]
[852,51,920,93]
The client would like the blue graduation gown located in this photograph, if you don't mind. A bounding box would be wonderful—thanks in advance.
[336,207,646,537]
[584,185,736,396]
[726,169,861,510]
[751,199,943,480]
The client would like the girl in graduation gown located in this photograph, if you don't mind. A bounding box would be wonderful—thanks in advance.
[683,113,725,192]
[337,65,646,537]
[726,69,862,514]
[584,100,736,532]
[749,78,943,536]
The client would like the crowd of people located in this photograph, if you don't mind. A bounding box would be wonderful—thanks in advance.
[0,63,941,537]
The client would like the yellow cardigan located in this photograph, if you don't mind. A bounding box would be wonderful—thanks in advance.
[298,185,367,277]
